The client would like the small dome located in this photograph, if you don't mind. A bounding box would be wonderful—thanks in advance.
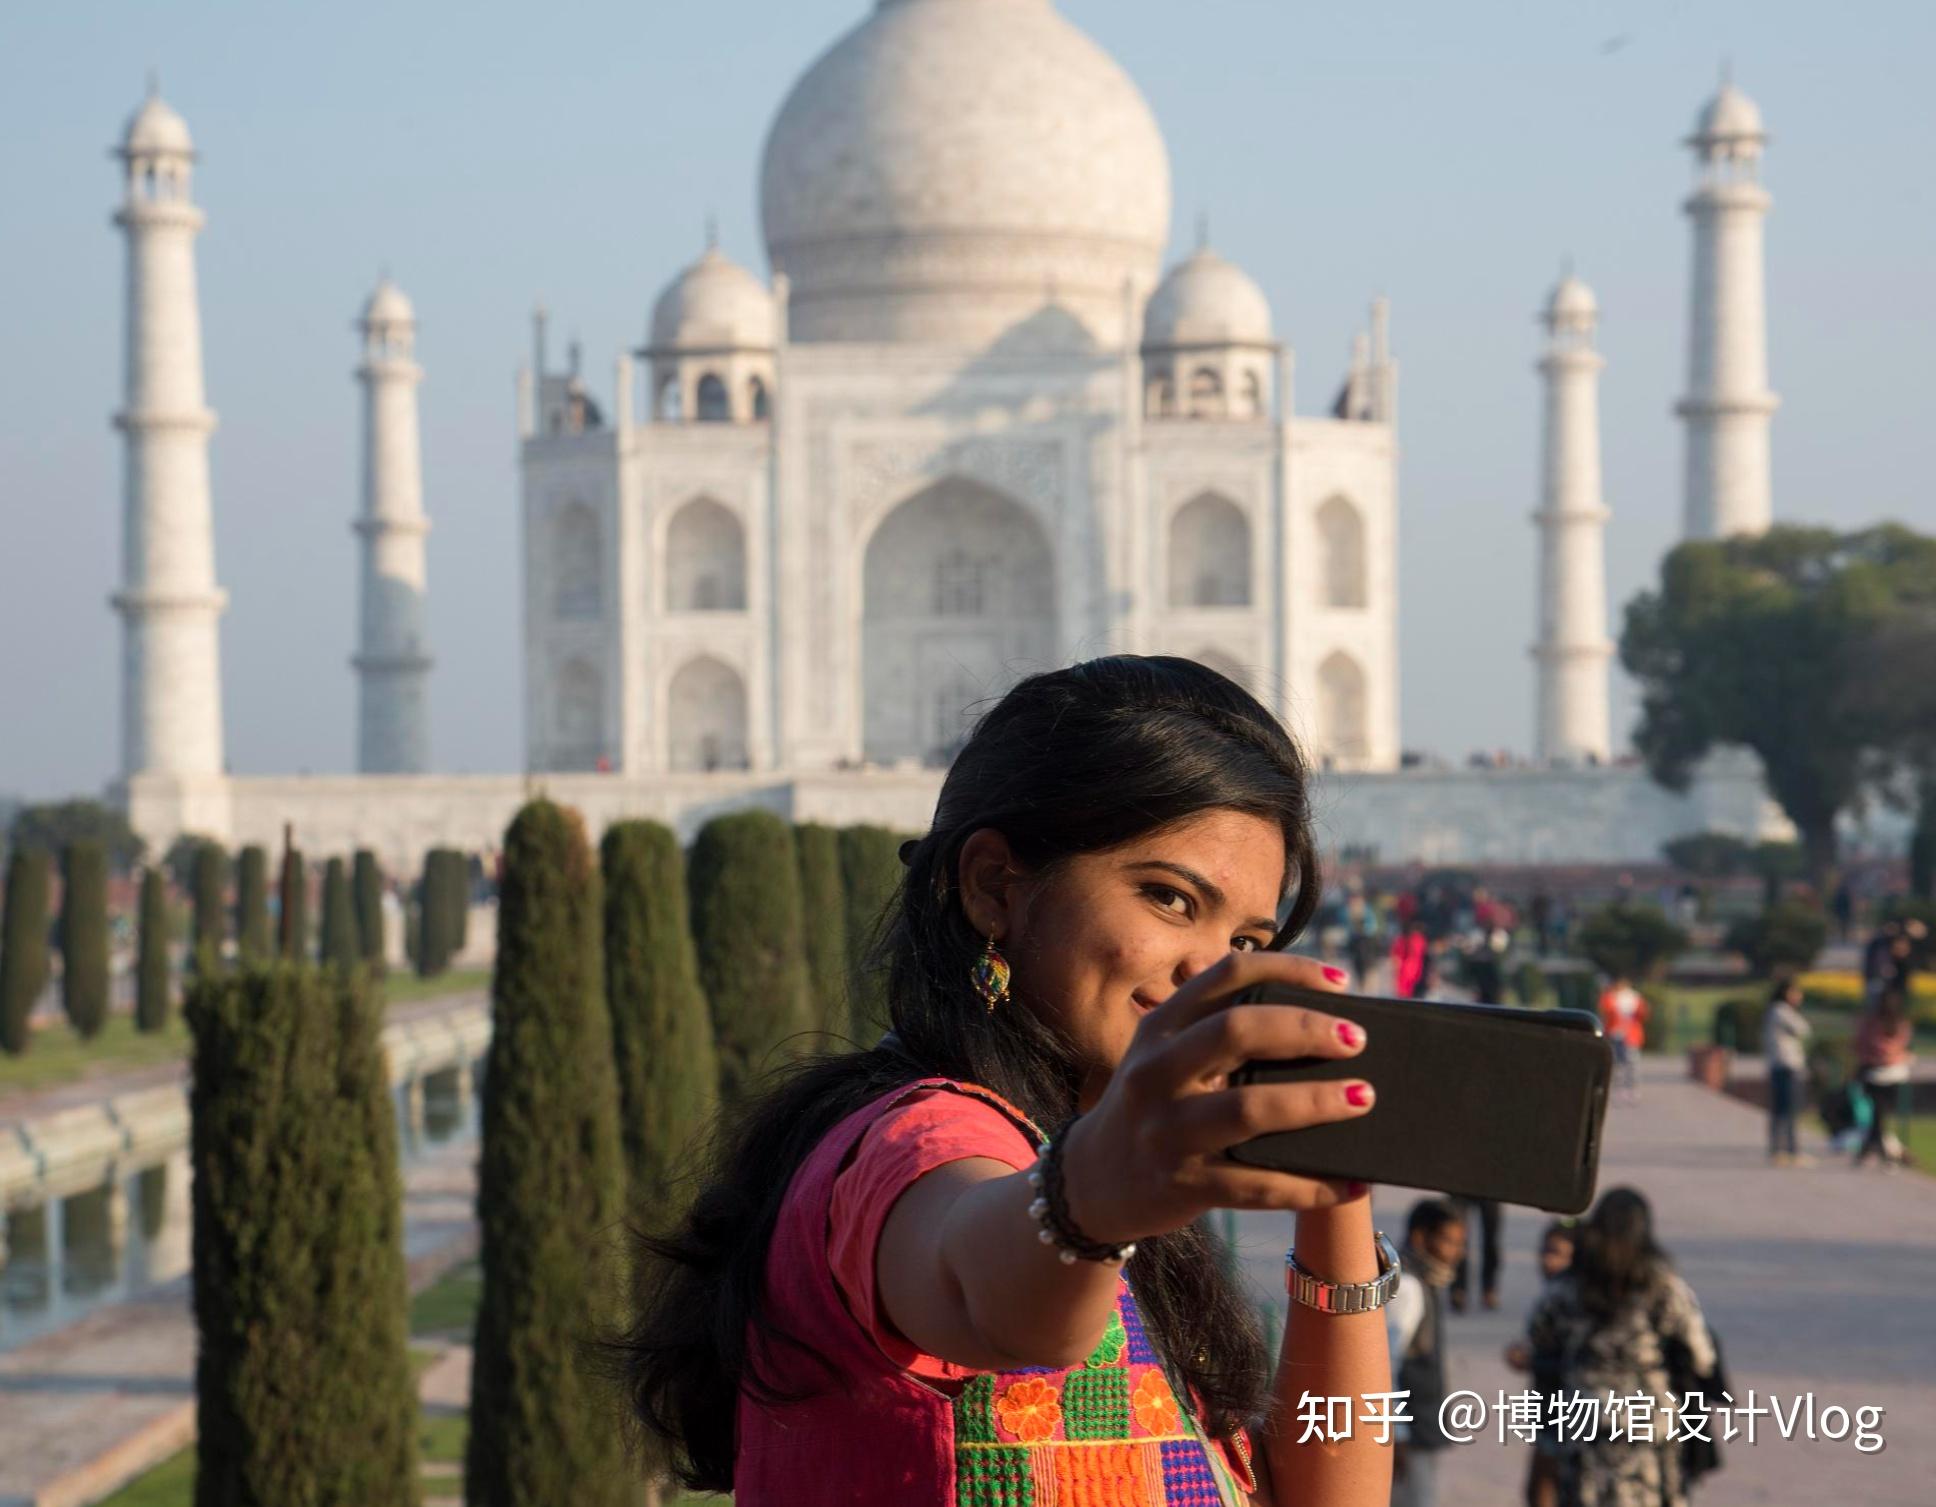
[1545,275,1597,322]
[1144,246,1274,347]
[361,278,415,326]
[1691,83,1765,143]
[121,94,194,157]
[649,246,774,352]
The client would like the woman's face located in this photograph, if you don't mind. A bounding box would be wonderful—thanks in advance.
[957,809,1288,1106]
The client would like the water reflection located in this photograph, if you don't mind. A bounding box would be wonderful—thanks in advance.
[0,1057,483,1353]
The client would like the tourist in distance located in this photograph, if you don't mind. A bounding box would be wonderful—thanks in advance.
[1762,978,1813,1167]
[1383,1197,1466,1507]
[619,656,1396,1506]
[1512,1188,1718,1507]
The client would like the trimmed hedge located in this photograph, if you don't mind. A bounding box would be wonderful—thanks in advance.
[61,840,110,1040]
[688,811,815,1101]
[187,963,418,1505]
[136,867,172,1033]
[793,822,849,1037]
[0,848,52,1055]
[466,800,629,1507]
[191,842,226,971]
[235,846,271,963]
[319,857,359,974]
[601,821,720,1218]
[277,848,307,961]
[836,824,906,1042]
[353,849,386,973]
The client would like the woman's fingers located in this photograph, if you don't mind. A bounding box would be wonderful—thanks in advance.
[1137,1001,1367,1095]
[1167,1078,1373,1153]
[1141,950,1350,1040]
[1198,1164,1367,1212]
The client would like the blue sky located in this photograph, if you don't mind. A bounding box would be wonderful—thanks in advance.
[3,0,1932,798]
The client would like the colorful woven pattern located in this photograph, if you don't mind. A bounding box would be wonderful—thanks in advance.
[951,1283,1244,1506]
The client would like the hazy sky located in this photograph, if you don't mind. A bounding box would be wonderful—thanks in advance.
[4,0,1932,799]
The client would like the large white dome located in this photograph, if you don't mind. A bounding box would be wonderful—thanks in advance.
[760,0,1173,349]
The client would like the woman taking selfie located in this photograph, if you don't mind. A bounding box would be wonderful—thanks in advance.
[621,656,1395,1505]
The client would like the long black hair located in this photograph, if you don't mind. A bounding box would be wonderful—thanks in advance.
[1572,1185,1671,1322]
[615,655,1324,1491]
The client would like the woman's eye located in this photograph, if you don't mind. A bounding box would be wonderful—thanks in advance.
[1232,936,1261,954]
[1146,884,1192,918]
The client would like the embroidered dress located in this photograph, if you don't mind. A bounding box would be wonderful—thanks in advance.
[734,1078,1255,1506]
[953,1282,1248,1506]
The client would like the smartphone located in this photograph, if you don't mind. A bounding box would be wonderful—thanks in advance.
[1222,981,1612,1214]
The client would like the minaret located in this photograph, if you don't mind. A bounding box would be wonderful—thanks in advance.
[353,279,432,773]
[1676,79,1777,539]
[1531,274,1612,765]
[111,87,227,783]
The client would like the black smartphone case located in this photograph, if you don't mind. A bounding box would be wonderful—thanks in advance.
[1223,981,1612,1214]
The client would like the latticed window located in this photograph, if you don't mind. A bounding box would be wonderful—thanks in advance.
[933,549,986,616]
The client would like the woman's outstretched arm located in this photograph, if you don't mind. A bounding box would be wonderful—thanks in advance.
[1254,1199,1394,1506]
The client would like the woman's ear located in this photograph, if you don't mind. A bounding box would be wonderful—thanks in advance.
[955,827,1019,940]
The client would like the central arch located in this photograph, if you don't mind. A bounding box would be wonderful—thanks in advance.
[861,477,1056,766]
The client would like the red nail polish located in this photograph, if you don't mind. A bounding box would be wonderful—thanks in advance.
[1345,1082,1373,1108]
[1348,1181,1370,1199]
[1336,1021,1364,1048]
[1322,965,1348,984]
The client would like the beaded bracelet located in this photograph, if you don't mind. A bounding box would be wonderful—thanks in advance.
[1026,1116,1138,1265]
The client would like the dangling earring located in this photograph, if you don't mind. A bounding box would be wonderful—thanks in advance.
[971,933,1011,1014]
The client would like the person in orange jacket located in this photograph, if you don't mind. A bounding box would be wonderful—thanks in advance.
[1598,975,1649,1103]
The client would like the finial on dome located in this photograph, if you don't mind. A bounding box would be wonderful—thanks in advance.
[146,67,160,99]
[1195,210,1210,253]
[705,213,719,251]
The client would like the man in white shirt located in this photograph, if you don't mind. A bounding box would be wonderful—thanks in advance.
[1384,1198,1466,1507]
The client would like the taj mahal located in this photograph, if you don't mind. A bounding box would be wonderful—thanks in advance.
[107,0,1783,872]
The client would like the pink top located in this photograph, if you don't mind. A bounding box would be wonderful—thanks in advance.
[733,1078,1256,1505]
[826,1086,1038,1380]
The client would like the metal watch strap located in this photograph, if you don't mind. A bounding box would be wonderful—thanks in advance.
[1284,1231,1402,1314]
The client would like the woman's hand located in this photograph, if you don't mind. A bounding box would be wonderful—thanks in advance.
[1060,951,1371,1245]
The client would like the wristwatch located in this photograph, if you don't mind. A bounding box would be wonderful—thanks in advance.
[1285,1231,1402,1314]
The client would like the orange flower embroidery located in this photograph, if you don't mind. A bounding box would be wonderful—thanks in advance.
[1131,1369,1181,1436]
[995,1376,1063,1443]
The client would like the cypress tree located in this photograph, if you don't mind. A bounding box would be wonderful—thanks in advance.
[1,848,52,1055]
[600,821,720,1218]
[187,963,418,1505]
[353,849,386,973]
[191,842,226,971]
[277,848,307,961]
[446,850,472,955]
[793,822,850,1039]
[319,857,359,974]
[235,846,271,963]
[466,800,628,1507]
[415,850,449,978]
[61,840,110,1040]
[136,867,172,1033]
[837,823,907,1040]
[687,810,814,1101]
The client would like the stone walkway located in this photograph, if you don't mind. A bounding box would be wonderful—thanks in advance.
[1235,1053,1936,1505]
[0,1133,477,1507]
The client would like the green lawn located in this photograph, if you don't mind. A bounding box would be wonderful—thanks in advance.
[0,1010,191,1096]
[0,967,487,1098]
[1901,1115,1936,1172]
[382,967,490,1007]
[410,1259,482,1338]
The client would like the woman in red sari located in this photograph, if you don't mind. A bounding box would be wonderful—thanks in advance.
[620,656,1398,1505]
